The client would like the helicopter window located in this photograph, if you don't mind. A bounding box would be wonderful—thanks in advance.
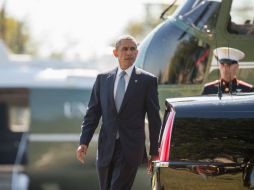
[228,0,254,35]
[141,21,210,85]
[138,0,221,85]
[0,89,30,132]
[179,0,221,34]
[9,105,30,132]
[165,37,210,84]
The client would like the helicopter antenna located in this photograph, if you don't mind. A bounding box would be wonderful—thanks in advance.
[215,30,222,100]
[160,0,177,20]
[227,43,232,95]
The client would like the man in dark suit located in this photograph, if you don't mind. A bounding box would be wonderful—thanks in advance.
[76,35,161,190]
[202,47,253,95]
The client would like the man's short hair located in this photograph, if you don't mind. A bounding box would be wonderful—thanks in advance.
[115,35,138,49]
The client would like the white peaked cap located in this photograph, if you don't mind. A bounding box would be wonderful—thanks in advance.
[213,47,245,62]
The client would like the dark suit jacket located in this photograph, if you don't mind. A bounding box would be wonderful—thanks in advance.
[79,66,161,167]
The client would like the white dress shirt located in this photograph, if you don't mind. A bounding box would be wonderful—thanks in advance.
[114,64,135,98]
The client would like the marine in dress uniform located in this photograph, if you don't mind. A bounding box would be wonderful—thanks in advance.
[202,47,254,95]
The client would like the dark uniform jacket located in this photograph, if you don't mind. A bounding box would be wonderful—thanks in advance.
[202,78,254,95]
[79,66,161,167]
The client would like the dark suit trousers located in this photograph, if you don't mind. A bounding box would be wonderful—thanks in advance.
[96,139,138,190]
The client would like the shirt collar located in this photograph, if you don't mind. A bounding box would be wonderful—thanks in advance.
[117,64,135,77]
[221,78,237,85]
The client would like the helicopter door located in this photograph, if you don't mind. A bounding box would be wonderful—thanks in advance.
[0,88,30,165]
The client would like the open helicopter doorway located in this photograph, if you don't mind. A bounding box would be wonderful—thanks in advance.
[0,88,30,190]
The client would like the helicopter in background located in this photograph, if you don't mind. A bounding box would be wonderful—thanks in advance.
[0,39,152,190]
[135,0,254,109]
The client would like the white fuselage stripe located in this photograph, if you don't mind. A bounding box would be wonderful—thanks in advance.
[29,134,98,142]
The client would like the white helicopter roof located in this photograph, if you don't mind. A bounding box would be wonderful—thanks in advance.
[0,40,117,89]
[0,63,98,89]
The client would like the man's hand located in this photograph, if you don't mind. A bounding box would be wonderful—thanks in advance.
[147,155,159,175]
[76,144,88,164]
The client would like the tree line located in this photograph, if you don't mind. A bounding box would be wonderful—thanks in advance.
[0,3,36,55]
[0,2,174,58]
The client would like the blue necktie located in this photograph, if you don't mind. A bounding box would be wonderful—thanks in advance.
[115,71,126,112]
